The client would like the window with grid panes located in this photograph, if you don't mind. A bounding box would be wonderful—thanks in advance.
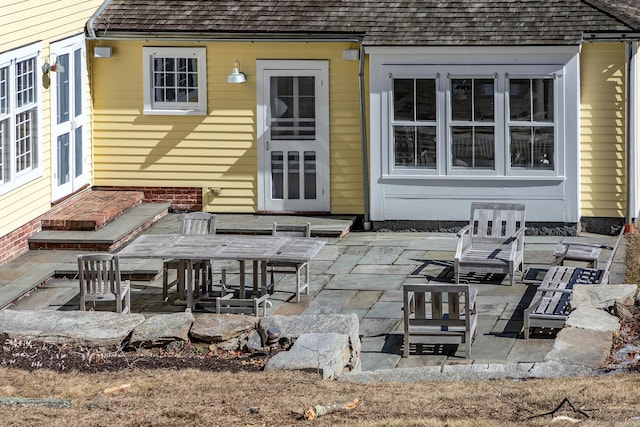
[143,47,207,115]
[0,42,41,195]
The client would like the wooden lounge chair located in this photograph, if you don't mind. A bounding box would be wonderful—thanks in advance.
[78,253,131,314]
[162,212,216,302]
[402,283,478,359]
[523,227,624,339]
[266,222,311,302]
[454,202,526,286]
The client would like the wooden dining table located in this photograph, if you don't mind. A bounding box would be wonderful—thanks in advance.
[117,233,326,310]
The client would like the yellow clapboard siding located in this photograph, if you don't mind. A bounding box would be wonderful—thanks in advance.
[2,0,103,52]
[0,0,102,238]
[93,40,364,214]
[579,42,626,219]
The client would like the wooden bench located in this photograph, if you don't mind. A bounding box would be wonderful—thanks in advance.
[523,227,624,339]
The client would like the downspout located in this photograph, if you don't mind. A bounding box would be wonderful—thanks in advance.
[625,41,636,233]
[359,42,371,230]
[86,0,113,39]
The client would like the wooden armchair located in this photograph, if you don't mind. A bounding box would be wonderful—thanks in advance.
[454,202,526,286]
[78,253,131,314]
[402,283,477,358]
[162,212,216,302]
[266,222,311,302]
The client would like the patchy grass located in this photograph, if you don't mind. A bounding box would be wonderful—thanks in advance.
[2,368,640,426]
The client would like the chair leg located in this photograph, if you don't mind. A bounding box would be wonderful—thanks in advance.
[124,288,131,314]
[304,264,310,295]
[162,261,169,302]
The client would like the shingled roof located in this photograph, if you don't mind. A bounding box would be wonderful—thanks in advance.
[89,0,640,46]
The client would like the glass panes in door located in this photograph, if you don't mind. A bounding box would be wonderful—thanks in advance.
[270,151,318,200]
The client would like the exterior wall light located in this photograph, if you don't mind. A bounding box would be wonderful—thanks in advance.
[42,53,65,75]
[226,60,246,84]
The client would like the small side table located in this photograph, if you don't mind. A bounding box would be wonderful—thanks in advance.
[552,242,601,268]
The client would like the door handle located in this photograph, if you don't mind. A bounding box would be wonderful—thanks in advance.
[266,141,269,151]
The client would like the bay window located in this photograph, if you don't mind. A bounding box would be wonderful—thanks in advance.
[386,65,561,177]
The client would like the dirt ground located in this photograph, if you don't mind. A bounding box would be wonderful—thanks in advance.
[1,230,639,426]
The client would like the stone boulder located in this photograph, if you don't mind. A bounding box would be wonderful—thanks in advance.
[190,313,257,343]
[259,313,361,371]
[0,309,145,347]
[129,312,195,348]
[265,333,351,379]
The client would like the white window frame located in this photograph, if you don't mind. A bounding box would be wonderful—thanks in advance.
[381,64,565,179]
[0,42,43,196]
[142,47,207,115]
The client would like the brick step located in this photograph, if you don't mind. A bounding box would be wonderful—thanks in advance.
[41,190,145,231]
[30,203,170,252]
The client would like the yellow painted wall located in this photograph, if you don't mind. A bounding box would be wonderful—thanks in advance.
[90,41,365,214]
[579,42,626,218]
[0,0,102,239]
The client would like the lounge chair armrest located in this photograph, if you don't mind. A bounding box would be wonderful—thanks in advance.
[455,225,472,258]
[456,224,471,238]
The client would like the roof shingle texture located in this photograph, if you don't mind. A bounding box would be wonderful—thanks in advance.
[91,0,640,46]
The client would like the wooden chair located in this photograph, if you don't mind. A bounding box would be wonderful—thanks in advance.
[78,253,131,314]
[215,293,270,318]
[402,283,477,358]
[454,202,526,286]
[162,212,216,302]
[266,222,311,302]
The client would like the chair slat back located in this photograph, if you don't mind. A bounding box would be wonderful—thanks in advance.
[272,222,311,238]
[470,202,525,244]
[78,253,122,297]
[181,212,216,235]
[403,283,471,327]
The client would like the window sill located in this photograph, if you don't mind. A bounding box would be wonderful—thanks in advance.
[143,109,206,116]
[382,173,565,182]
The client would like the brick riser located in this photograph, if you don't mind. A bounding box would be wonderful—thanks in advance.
[29,208,168,252]
[41,190,144,231]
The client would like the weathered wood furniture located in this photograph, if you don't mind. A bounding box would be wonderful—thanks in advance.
[215,293,270,317]
[266,222,311,302]
[162,212,216,302]
[454,202,526,286]
[523,228,624,339]
[523,266,604,339]
[78,253,131,314]
[552,226,625,272]
[402,283,478,359]
[119,234,325,311]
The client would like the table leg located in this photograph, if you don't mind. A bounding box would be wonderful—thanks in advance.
[260,261,267,295]
[239,260,246,298]
[183,259,194,312]
[253,261,259,296]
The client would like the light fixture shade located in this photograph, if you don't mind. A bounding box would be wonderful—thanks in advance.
[227,60,246,84]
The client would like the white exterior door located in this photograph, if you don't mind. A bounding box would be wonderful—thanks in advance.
[51,34,89,201]
[257,60,329,212]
